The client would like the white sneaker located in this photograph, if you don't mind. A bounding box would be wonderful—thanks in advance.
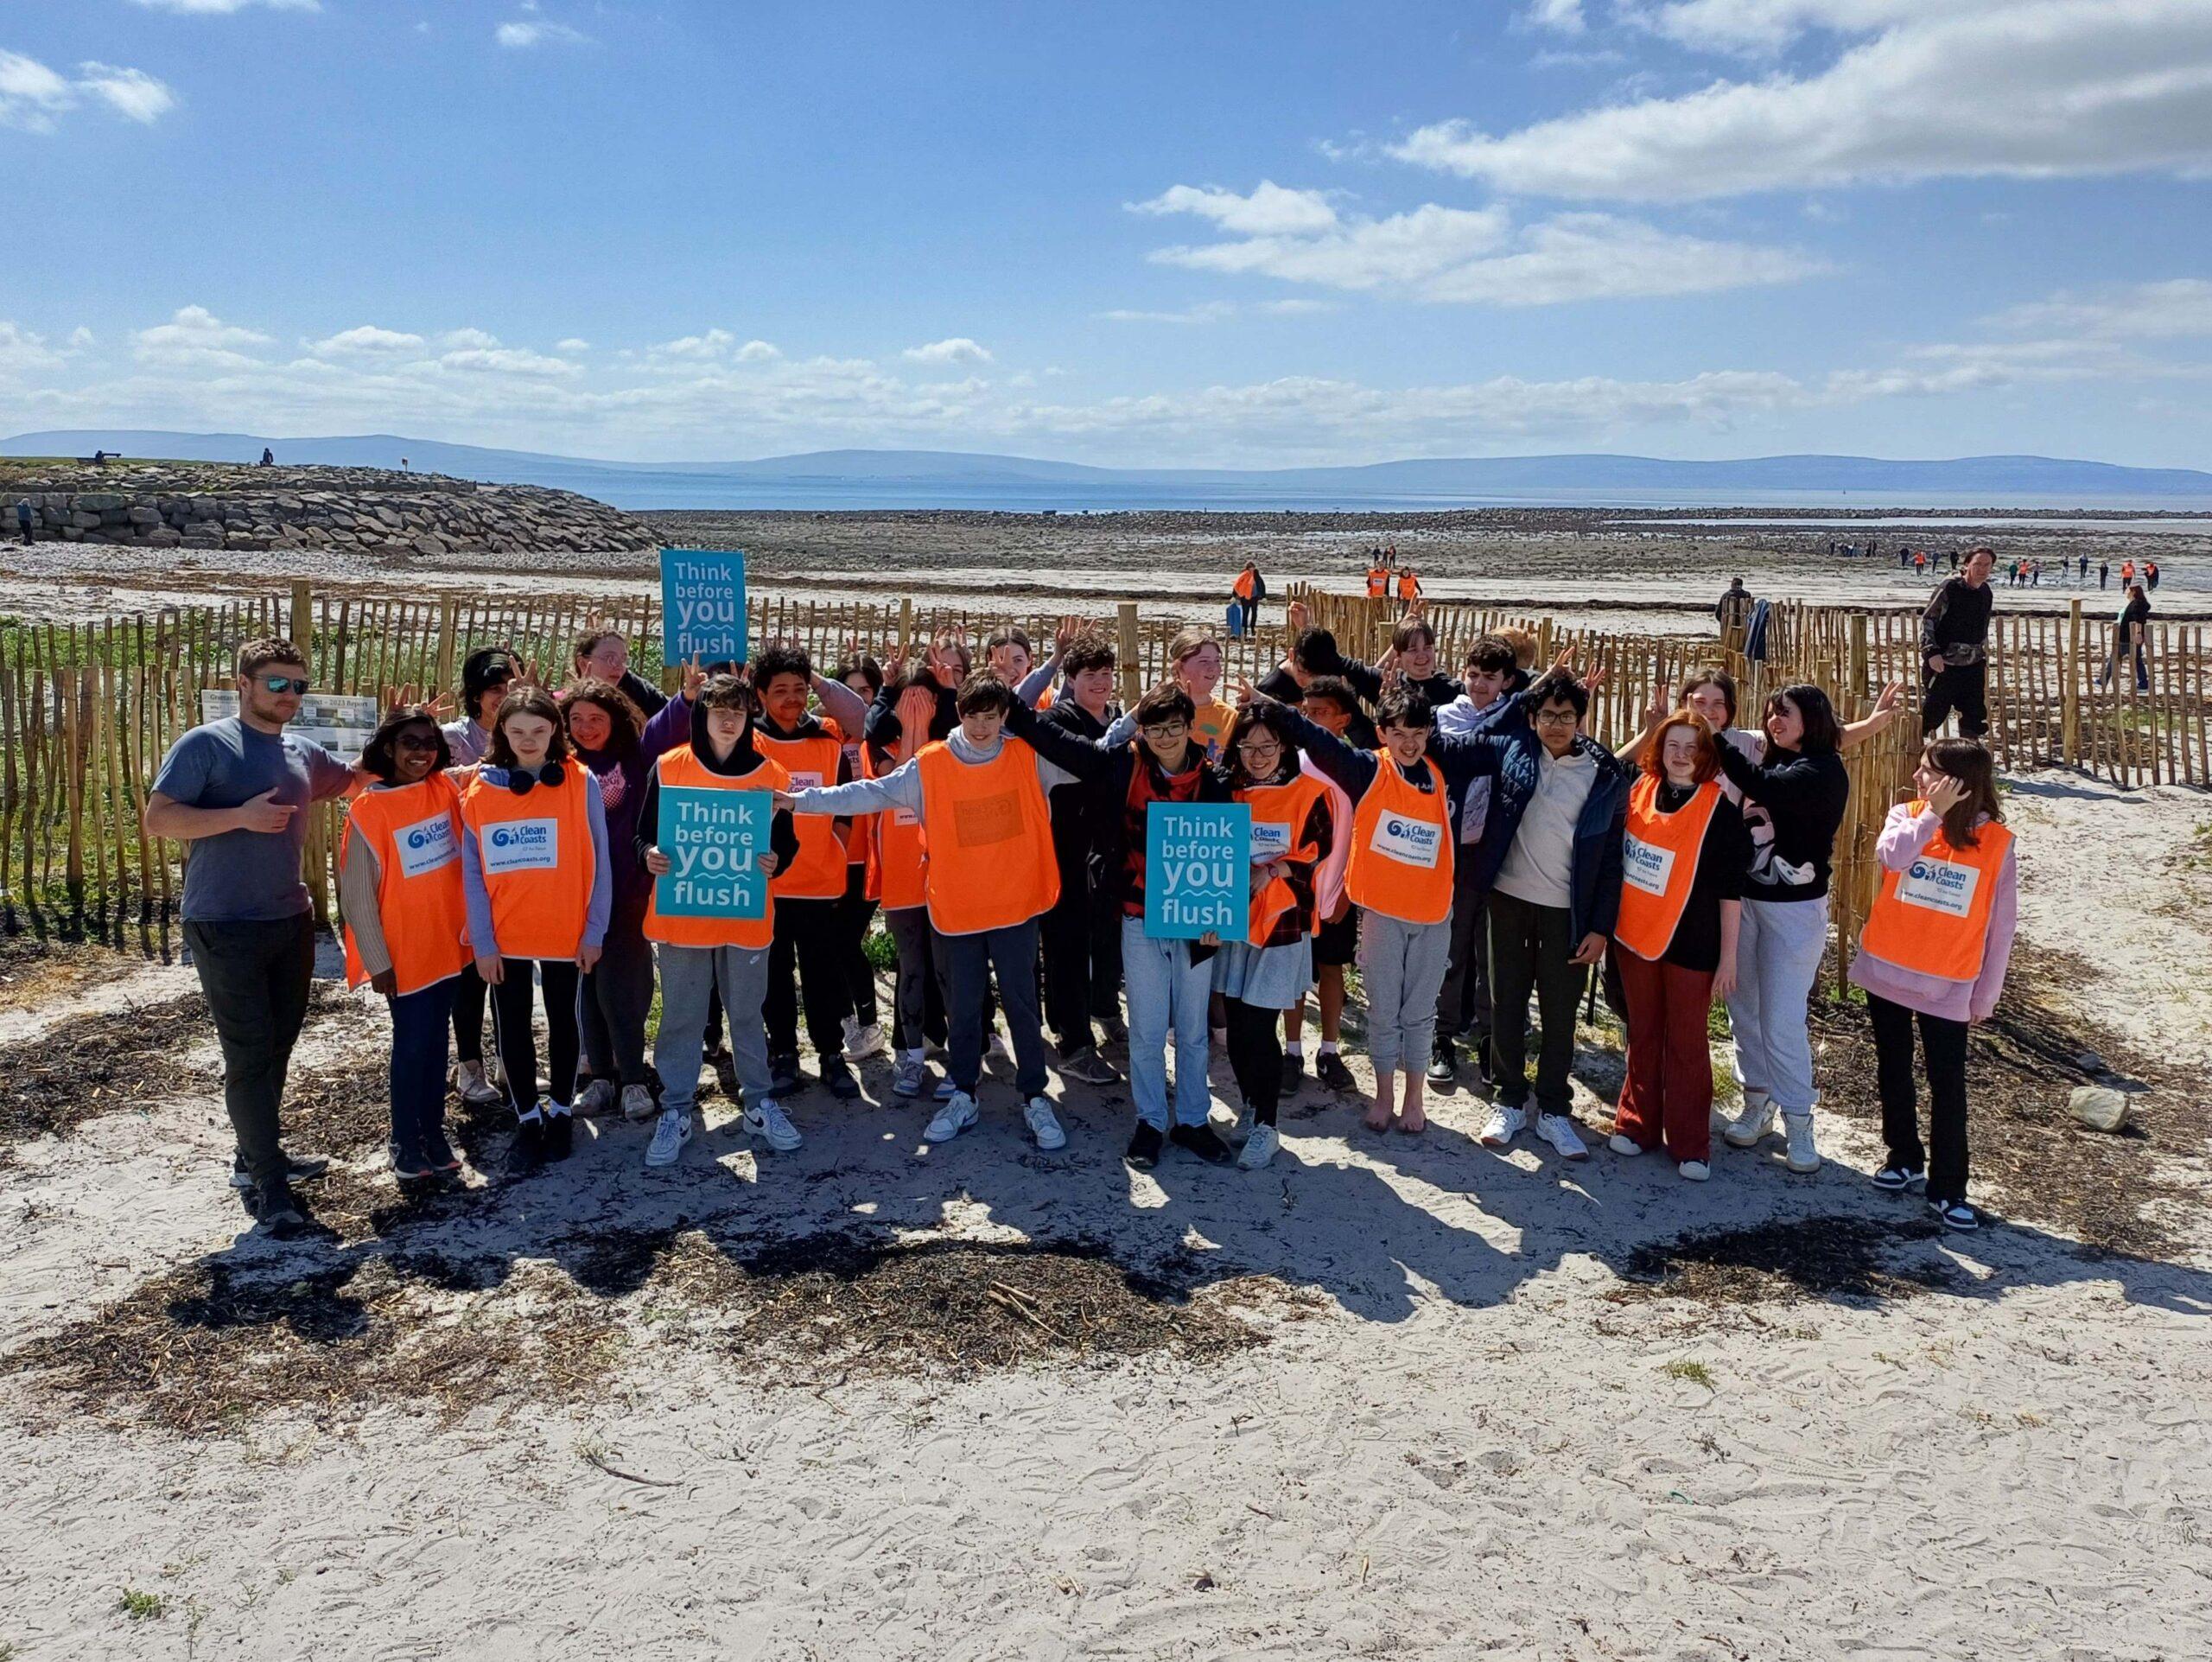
[925,1092,979,1143]
[1478,1105,1526,1148]
[1783,1111,1821,1174]
[453,1060,501,1108]
[1723,1095,1777,1149]
[575,1079,616,1115]
[842,1018,887,1060]
[1237,1122,1281,1169]
[620,1082,657,1121]
[644,1109,692,1168]
[1678,1159,1711,1182]
[1535,1111,1590,1162]
[742,1098,803,1152]
[1024,1096,1067,1151]
[1607,1132,1643,1156]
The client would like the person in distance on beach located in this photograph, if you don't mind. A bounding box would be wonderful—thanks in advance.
[456,685,612,1178]
[145,636,368,1236]
[1850,737,2016,1232]
[338,705,472,1188]
[636,672,799,1168]
[778,671,1076,1152]
[1921,545,1996,740]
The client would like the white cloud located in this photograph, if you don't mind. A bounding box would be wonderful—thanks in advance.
[0,323,70,378]
[309,325,427,357]
[1128,181,1340,237]
[1138,183,1821,304]
[439,346,580,377]
[1097,302,1241,325]
[133,305,276,368]
[1259,298,1335,315]
[1,50,175,132]
[555,337,591,353]
[496,19,590,48]
[1522,0,1587,34]
[440,328,502,350]
[903,337,994,366]
[129,0,320,12]
[640,329,780,365]
[1988,279,2212,341]
[1393,0,2212,200]
[67,327,96,350]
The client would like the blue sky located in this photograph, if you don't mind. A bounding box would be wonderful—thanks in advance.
[2,0,2209,467]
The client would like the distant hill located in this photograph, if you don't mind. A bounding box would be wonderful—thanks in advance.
[8,430,2210,504]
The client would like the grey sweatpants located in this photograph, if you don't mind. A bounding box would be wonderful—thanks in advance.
[1357,910,1453,1079]
[653,940,773,1118]
[1725,894,1828,1114]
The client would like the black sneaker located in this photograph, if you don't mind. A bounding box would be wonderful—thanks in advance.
[1096,1014,1129,1048]
[422,1122,463,1175]
[1426,1036,1458,1087]
[1280,1050,1306,1096]
[1124,1122,1165,1170]
[819,1056,863,1100]
[230,1151,331,1189]
[249,1177,310,1239]
[503,1116,545,1180]
[1168,1123,1235,1165]
[1059,1046,1119,1086]
[1872,1163,1925,1193]
[767,1053,804,1097]
[389,1139,435,1182]
[1316,1052,1357,1094]
[1929,1195,1980,1232]
[542,1109,575,1162]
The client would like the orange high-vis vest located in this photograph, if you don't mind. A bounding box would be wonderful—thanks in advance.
[864,741,928,912]
[641,746,789,951]
[915,737,1058,935]
[1346,753,1453,926]
[1613,774,1723,961]
[1856,806,2013,982]
[459,765,596,961]
[1236,772,1331,940]
[1396,571,1418,601]
[1366,567,1389,598]
[757,723,847,899]
[1234,568,1256,600]
[342,775,471,997]
[838,739,874,873]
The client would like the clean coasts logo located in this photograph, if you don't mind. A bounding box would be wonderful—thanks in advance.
[396,812,458,879]
[1897,855,1979,917]
[483,818,557,874]
[1623,834,1675,897]
[1371,812,1441,869]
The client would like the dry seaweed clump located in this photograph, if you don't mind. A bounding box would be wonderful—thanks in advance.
[5,1232,1314,1434]
[1610,1214,1959,1309]
[0,991,217,1147]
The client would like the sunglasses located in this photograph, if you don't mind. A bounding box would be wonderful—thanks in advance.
[394,731,441,752]
[260,675,311,696]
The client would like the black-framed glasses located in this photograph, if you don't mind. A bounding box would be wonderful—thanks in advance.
[394,731,440,751]
[1140,720,1189,740]
[260,675,311,695]
[1533,709,1579,729]
[1236,737,1282,755]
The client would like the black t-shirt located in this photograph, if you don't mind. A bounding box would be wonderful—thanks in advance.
[1713,744,1849,902]
[1655,782,1748,972]
[1922,577,1993,653]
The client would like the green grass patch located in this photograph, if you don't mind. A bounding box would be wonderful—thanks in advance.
[1661,1358,1717,1390]
[118,1589,165,1621]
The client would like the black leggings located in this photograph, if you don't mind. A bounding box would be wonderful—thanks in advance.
[451,959,489,1065]
[488,958,582,1116]
[836,863,880,1027]
[1868,991,1970,1204]
[1224,997,1284,1126]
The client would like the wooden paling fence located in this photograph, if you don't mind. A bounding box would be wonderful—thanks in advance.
[2,580,2203,988]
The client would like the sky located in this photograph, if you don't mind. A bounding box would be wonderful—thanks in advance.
[1,0,2209,468]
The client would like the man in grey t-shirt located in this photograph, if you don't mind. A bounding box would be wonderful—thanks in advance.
[146,637,361,1233]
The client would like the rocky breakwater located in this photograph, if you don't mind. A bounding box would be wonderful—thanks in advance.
[7,462,656,561]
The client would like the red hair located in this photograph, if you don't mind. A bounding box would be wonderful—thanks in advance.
[1643,710,1719,784]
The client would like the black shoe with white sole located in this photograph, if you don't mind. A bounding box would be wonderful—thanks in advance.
[1426,1037,1457,1087]
[1872,1164,1925,1192]
[248,1177,312,1239]
[230,1152,331,1190]
[1316,1051,1357,1094]
[1124,1122,1165,1170]
[1168,1123,1235,1165]
[1930,1196,1980,1232]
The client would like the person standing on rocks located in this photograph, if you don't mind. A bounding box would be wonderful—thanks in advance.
[1921,545,1995,740]
[144,637,367,1236]
[14,500,32,545]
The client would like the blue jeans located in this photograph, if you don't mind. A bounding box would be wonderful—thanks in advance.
[388,978,457,1155]
[1120,914,1214,1130]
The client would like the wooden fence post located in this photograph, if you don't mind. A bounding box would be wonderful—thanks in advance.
[1116,602,1142,707]
[290,579,313,653]
[2063,598,2082,767]
[899,596,913,653]
[435,595,459,697]
[1847,611,1868,714]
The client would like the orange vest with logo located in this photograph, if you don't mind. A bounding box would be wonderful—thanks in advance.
[1236,772,1331,941]
[757,723,846,899]
[1857,806,2012,982]
[864,742,928,911]
[342,776,471,997]
[1396,572,1418,601]
[460,765,595,961]
[1234,569,1255,600]
[1366,568,1389,598]
[1347,754,1453,926]
[1613,774,1722,962]
[915,737,1058,935]
[642,746,788,951]
[838,736,874,876]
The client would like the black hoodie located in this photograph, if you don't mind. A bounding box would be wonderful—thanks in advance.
[632,701,800,876]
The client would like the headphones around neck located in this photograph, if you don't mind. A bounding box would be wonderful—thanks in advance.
[506,761,564,795]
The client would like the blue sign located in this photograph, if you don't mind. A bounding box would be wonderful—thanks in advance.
[660,547,748,665]
[1144,803,1250,940]
[653,786,770,920]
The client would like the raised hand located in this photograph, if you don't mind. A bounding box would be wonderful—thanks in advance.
[680,653,707,701]
[1644,678,1670,729]
[1055,614,1083,655]
[1925,773,1970,817]
[1286,599,1310,633]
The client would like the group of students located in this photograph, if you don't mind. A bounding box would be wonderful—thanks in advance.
[148,598,2020,1242]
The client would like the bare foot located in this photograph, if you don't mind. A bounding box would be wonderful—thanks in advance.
[1361,1107,1394,1132]
[1397,1107,1427,1134]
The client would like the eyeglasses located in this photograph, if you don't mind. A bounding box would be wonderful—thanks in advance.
[260,675,311,696]
[1236,738,1282,756]
[1140,721,1189,740]
[1533,709,1579,729]
[394,731,440,751]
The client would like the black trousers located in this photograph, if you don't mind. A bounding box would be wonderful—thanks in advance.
[1434,859,1491,1055]
[1042,837,1121,1053]
[580,901,655,1086]
[1223,997,1283,1126]
[1868,991,1971,1203]
[836,862,880,1027]
[488,958,582,1114]
[1485,888,1585,1118]
[451,958,490,1065]
[1922,662,1988,739]
[766,895,849,1062]
[185,914,317,1190]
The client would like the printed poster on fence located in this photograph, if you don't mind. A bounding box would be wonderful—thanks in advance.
[654,785,771,920]
[1144,803,1250,940]
[660,546,747,665]
[200,689,380,763]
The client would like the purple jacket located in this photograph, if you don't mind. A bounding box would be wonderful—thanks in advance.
[576,695,692,915]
